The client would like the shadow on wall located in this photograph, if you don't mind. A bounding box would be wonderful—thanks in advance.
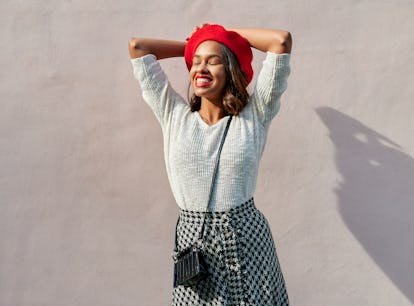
[316,107,414,304]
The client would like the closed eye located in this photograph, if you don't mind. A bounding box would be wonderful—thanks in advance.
[208,58,222,65]
[192,54,223,66]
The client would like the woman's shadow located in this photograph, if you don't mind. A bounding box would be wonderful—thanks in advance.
[316,107,414,303]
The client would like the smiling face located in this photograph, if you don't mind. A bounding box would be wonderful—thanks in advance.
[190,41,227,105]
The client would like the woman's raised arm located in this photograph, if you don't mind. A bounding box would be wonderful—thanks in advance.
[227,28,292,54]
[128,37,186,59]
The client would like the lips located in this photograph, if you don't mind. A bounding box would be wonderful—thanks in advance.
[195,75,213,87]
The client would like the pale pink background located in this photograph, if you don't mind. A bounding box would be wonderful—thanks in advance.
[1,1,413,305]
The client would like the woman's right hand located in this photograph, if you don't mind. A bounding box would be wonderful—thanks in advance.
[186,23,211,41]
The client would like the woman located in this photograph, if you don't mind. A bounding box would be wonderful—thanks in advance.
[129,24,292,305]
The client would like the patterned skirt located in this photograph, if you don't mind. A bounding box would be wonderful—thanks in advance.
[172,198,289,306]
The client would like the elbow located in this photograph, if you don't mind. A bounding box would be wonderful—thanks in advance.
[128,37,147,58]
[270,31,292,54]
[279,31,292,53]
[128,37,138,56]
[128,37,140,51]
[281,31,292,52]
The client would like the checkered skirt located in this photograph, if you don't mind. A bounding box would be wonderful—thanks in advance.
[172,198,289,306]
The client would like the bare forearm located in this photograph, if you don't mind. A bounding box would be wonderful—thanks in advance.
[128,37,186,59]
[227,28,292,54]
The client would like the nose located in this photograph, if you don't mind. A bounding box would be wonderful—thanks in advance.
[195,61,209,73]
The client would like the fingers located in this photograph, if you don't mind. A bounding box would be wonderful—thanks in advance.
[186,23,211,41]
[193,23,209,33]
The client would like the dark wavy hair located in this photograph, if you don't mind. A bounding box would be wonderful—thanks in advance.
[188,44,250,115]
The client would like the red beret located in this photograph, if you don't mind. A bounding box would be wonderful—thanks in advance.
[184,24,253,84]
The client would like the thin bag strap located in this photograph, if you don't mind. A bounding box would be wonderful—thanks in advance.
[198,115,232,240]
[174,116,233,252]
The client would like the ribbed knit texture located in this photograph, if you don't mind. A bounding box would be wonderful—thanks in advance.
[131,52,290,211]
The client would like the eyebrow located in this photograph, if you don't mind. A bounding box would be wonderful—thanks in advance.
[193,54,223,59]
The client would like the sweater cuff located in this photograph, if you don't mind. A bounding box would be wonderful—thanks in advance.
[265,51,291,68]
[130,54,157,81]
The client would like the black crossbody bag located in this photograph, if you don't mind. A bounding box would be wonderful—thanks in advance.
[173,116,233,288]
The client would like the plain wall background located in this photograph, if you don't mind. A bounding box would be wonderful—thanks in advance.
[1,1,413,305]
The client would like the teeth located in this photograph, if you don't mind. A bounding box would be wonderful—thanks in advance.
[196,78,212,85]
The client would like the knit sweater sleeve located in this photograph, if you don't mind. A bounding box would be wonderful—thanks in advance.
[251,52,291,127]
[130,54,183,128]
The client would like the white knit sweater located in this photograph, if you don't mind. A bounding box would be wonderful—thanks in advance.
[131,52,291,211]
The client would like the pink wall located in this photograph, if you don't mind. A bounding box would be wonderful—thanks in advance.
[1,1,413,305]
